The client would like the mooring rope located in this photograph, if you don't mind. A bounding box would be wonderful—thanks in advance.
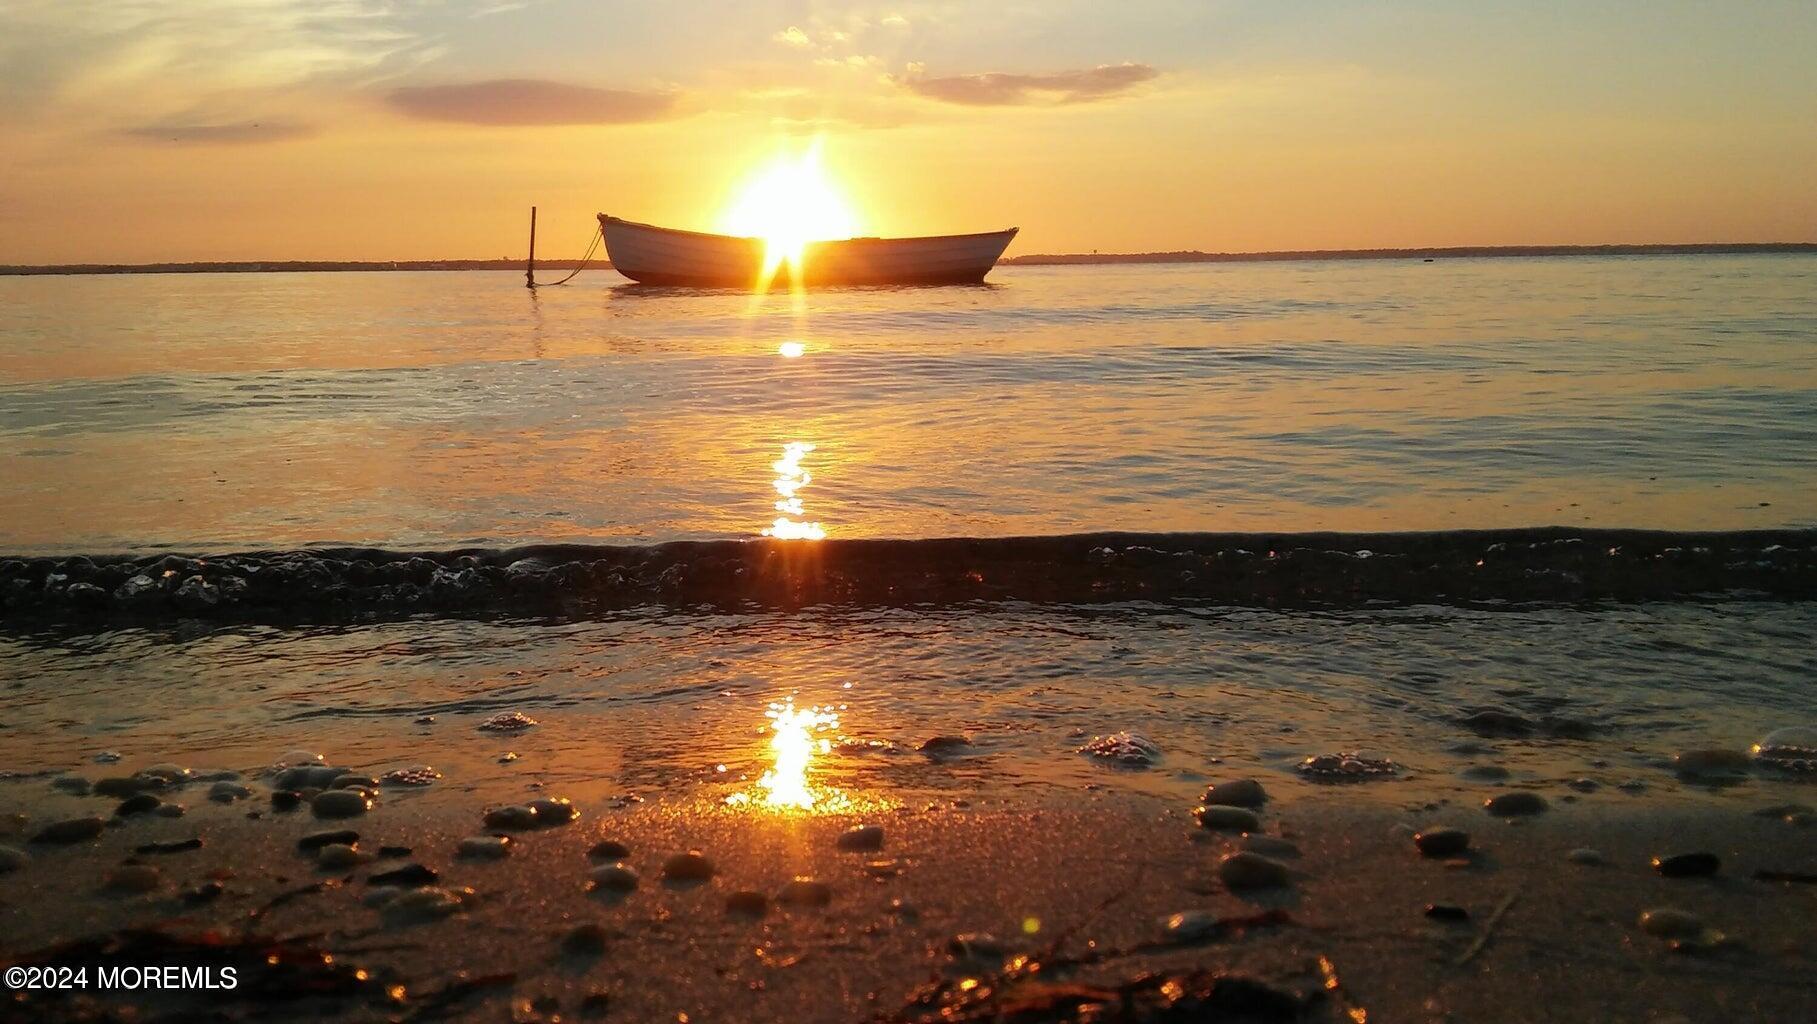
[529,224,603,287]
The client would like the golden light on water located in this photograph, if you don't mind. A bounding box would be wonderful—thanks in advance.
[762,441,825,540]
[718,139,858,287]
[778,340,806,358]
[758,699,839,809]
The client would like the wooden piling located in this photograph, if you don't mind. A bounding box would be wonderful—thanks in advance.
[525,205,537,288]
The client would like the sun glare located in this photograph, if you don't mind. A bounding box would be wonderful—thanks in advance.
[719,141,858,278]
[757,699,840,809]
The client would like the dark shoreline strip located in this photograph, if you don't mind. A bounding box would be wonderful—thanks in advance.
[3,528,1813,623]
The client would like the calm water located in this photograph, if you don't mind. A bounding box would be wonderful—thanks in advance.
[2,257,1813,805]
[2,256,1814,554]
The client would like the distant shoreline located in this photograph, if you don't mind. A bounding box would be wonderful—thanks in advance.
[2,242,1813,276]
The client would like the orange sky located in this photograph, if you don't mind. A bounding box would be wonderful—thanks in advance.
[2,1,1814,263]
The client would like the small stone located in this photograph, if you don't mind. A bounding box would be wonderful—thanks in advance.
[1652,852,1720,878]
[93,776,154,798]
[1217,851,1290,889]
[479,711,538,732]
[382,886,467,923]
[726,890,769,916]
[562,923,609,955]
[51,776,92,795]
[138,763,190,784]
[1567,848,1606,865]
[837,825,885,851]
[332,774,380,790]
[104,865,163,894]
[484,805,538,830]
[588,840,631,861]
[458,836,512,860]
[312,789,372,818]
[1460,765,1511,782]
[1161,910,1220,942]
[778,877,832,907]
[30,817,104,844]
[271,790,302,811]
[589,864,639,892]
[1203,779,1267,808]
[299,829,360,851]
[134,838,202,855]
[661,850,715,882]
[0,845,26,872]
[1567,778,1599,792]
[1673,749,1752,780]
[528,797,578,826]
[209,781,253,803]
[317,843,369,869]
[276,764,343,789]
[1424,904,1470,922]
[1638,908,1705,938]
[1483,792,1548,816]
[1195,805,1261,831]
[1296,752,1398,781]
[369,863,439,888]
[115,793,162,817]
[381,765,441,786]
[152,802,185,818]
[1414,827,1471,858]
[94,751,123,763]
[918,735,971,754]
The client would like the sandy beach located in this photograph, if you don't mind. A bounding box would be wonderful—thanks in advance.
[4,736,1815,1022]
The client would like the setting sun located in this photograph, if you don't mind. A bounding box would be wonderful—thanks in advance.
[718,141,858,274]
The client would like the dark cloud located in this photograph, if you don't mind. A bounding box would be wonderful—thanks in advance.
[122,121,315,144]
[899,63,1159,106]
[386,78,678,126]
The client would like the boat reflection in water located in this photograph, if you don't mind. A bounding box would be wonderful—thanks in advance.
[726,699,849,812]
[763,441,825,540]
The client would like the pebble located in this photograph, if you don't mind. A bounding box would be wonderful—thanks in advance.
[588,840,631,861]
[1460,765,1511,782]
[1652,852,1720,878]
[115,794,162,817]
[30,817,104,844]
[1077,731,1162,766]
[153,803,185,818]
[139,763,190,784]
[1217,851,1290,889]
[1483,792,1548,816]
[94,751,123,763]
[1567,778,1599,792]
[94,776,156,798]
[1414,827,1471,858]
[837,824,885,851]
[778,877,833,907]
[135,838,202,855]
[271,790,302,811]
[918,735,972,754]
[370,863,439,888]
[528,798,579,826]
[484,805,538,830]
[312,789,372,819]
[299,829,360,851]
[0,845,26,872]
[1638,908,1705,938]
[1195,805,1261,832]
[1673,749,1752,780]
[562,923,609,956]
[661,850,715,882]
[458,836,512,860]
[333,774,381,790]
[726,890,769,916]
[51,776,92,795]
[479,711,538,732]
[104,865,163,894]
[1424,904,1471,922]
[275,764,343,790]
[1161,910,1220,942]
[1203,779,1267,808]
[589,864,640,892]
[1567,848,1606,865]
[317,843,370,869]
[209,781,253,803]
[1241,835,1301,858]
[381,886,467,923]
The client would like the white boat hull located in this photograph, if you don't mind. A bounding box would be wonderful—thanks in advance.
[598,215,1016,287]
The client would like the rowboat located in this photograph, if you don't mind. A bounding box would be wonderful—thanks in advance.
[597,214,1017,287]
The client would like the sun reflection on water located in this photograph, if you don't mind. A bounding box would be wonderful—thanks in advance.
[726,699,848,812]
[778,340,806,358]
[763,441,826,539]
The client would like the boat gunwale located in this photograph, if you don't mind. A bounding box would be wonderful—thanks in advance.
[598,214,1019,247]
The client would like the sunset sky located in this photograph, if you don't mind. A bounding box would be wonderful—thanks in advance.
[2,1,1814,263]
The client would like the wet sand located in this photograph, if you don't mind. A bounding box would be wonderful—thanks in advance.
[3,766,1814,1022]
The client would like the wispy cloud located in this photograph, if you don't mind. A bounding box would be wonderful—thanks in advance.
[773,26,812,48]
[122,120,315,144]
[897,63,1159,106]
[385,78,678,125]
